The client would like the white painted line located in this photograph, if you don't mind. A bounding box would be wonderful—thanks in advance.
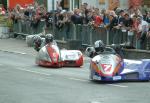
[90,101,101,103]
[69,78,89,82]
[0,50,27,55]
[15,68,52,76]
[10,51,27,55]
[69,78,128,88]
[107,84,128,88]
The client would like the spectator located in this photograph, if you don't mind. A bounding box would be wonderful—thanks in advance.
[123,13,134,46]
[86,9,94,25]
[45,11,53,28]
[9,2,149,50]
[82,3,89,24]
[136,16,149,49]
[131,8,142,18]
[71,8,83,24]
[123,13,133,29]
[0,7,5,15]
[129,15,138,47]
[108,13,118,30]
[131,15,138,31]
[117,10,125,27]
[92,11,103,28]
[143,11,150,23]
[103,10,110,26]
[54,10,64,30]
[61,10,71,39]
[107,14,118,44]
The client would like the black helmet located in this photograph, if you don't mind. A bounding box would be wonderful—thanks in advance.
[33,35,42,45]
[94,40,105,53]
[45,34,54,44]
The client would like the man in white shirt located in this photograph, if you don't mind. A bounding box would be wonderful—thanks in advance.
[136,16,149,49]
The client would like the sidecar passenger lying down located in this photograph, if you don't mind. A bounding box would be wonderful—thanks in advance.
[35,44,83,68]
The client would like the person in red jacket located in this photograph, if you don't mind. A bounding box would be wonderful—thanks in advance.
[92,11,103,27]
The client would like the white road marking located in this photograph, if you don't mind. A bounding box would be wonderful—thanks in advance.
[15,68,52,76]
[90,101,101,103]
[107,84,128,88]
[69,78,128,88]
[0,50,27,55]
[12,67,128,88]
[69,78,89,82]
[10,51,27,55]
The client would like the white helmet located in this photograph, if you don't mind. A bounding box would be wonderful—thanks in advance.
[94,40,105,53]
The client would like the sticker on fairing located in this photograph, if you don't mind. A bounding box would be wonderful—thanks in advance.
[101,64,112,72]
[93,75,101,80]
[113,76,122,80]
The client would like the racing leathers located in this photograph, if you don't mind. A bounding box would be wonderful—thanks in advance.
[33,36,57,52]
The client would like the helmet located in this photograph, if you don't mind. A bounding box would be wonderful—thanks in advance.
[33,35,42,45]
[45,34,54,44]
[94,40,105,53]
[85,47,95,57]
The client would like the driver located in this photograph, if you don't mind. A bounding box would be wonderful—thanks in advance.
[33,34,57,51]
[45,34,57,45]
[86,40,105,58]
[94,40,105,54]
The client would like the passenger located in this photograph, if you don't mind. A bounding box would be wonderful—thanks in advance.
[33,34,57,51]
[33,35,42,52]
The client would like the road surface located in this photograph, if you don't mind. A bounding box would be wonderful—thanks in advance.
[0,50,150,103]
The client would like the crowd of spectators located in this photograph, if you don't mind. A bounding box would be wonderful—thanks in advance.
[0,2,150,50]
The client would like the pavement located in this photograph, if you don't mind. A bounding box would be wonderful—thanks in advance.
[0,38,36,56]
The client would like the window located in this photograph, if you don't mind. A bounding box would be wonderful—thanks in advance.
[99,0,105,4]
[60,0,70,10]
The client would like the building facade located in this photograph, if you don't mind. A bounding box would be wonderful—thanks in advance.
[47,0,129,11]
[1,0,149,11]
[47,0,82,11]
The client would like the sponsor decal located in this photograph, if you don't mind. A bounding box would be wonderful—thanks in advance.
[113,76,122,80]
[101,64,112,72]
[93,75,101,80]
[66,54,76,59]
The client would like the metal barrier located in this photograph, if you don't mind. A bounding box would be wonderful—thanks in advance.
[12,20,150,50]
[147,37,150,50]
[13,19,46,35]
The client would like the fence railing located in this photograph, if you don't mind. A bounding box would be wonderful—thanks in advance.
[12,20,150,50]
